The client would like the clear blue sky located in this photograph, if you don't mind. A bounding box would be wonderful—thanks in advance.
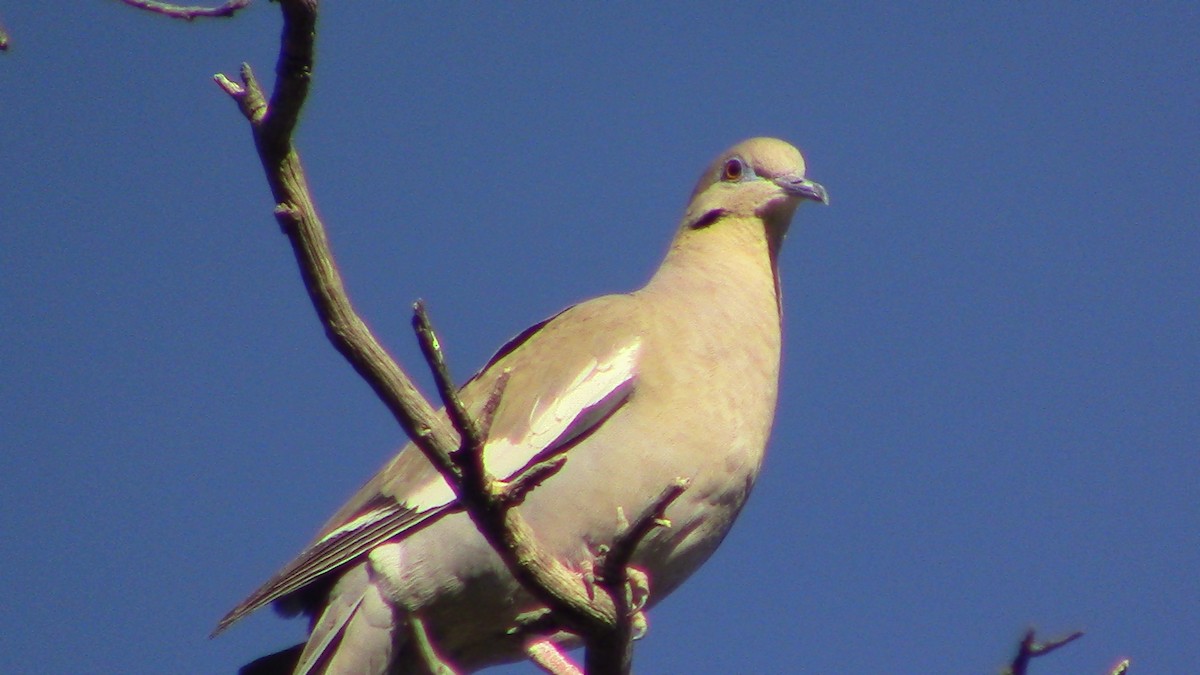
[2,3,1196,673]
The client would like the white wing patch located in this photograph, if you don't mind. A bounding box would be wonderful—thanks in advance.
[405,337,643,512]
[317,507,394,545]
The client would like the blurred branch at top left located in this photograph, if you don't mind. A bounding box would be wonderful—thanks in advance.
[118,0,250,21]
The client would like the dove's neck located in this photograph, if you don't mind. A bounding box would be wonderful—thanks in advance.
[636,212,785,480]
[643,214,785,325]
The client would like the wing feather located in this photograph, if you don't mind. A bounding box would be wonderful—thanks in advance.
[214,295,646,635]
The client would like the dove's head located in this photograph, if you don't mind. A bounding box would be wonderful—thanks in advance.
[682,137,827,238]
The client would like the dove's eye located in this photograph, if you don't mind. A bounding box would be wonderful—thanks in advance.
[722,158,744,181]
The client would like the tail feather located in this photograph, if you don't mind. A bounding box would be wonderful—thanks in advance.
[292,563,403,675]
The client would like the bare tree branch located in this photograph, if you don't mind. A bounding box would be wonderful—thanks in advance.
[526,637,584,675]
[1003,629,1085,675]
[212,0,451,472]
[585,480,687,674]
[412,303,635,646]
[212,2,656,672]
[118,0,250,21]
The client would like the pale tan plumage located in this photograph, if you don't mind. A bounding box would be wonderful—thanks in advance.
[218,137,826,674]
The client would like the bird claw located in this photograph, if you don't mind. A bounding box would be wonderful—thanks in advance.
[624,566,651,613]
[578,558,598,601]
[630,607,648,640]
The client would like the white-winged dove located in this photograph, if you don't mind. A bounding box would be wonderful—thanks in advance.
[217,137,827,674]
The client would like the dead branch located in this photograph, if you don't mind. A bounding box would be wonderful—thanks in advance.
[118,0,250,20]
[1003,629,1085,675]
[526,637,584,675]
[585,480,688,674]
[212,1,651,672]
[412,303,631,642]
